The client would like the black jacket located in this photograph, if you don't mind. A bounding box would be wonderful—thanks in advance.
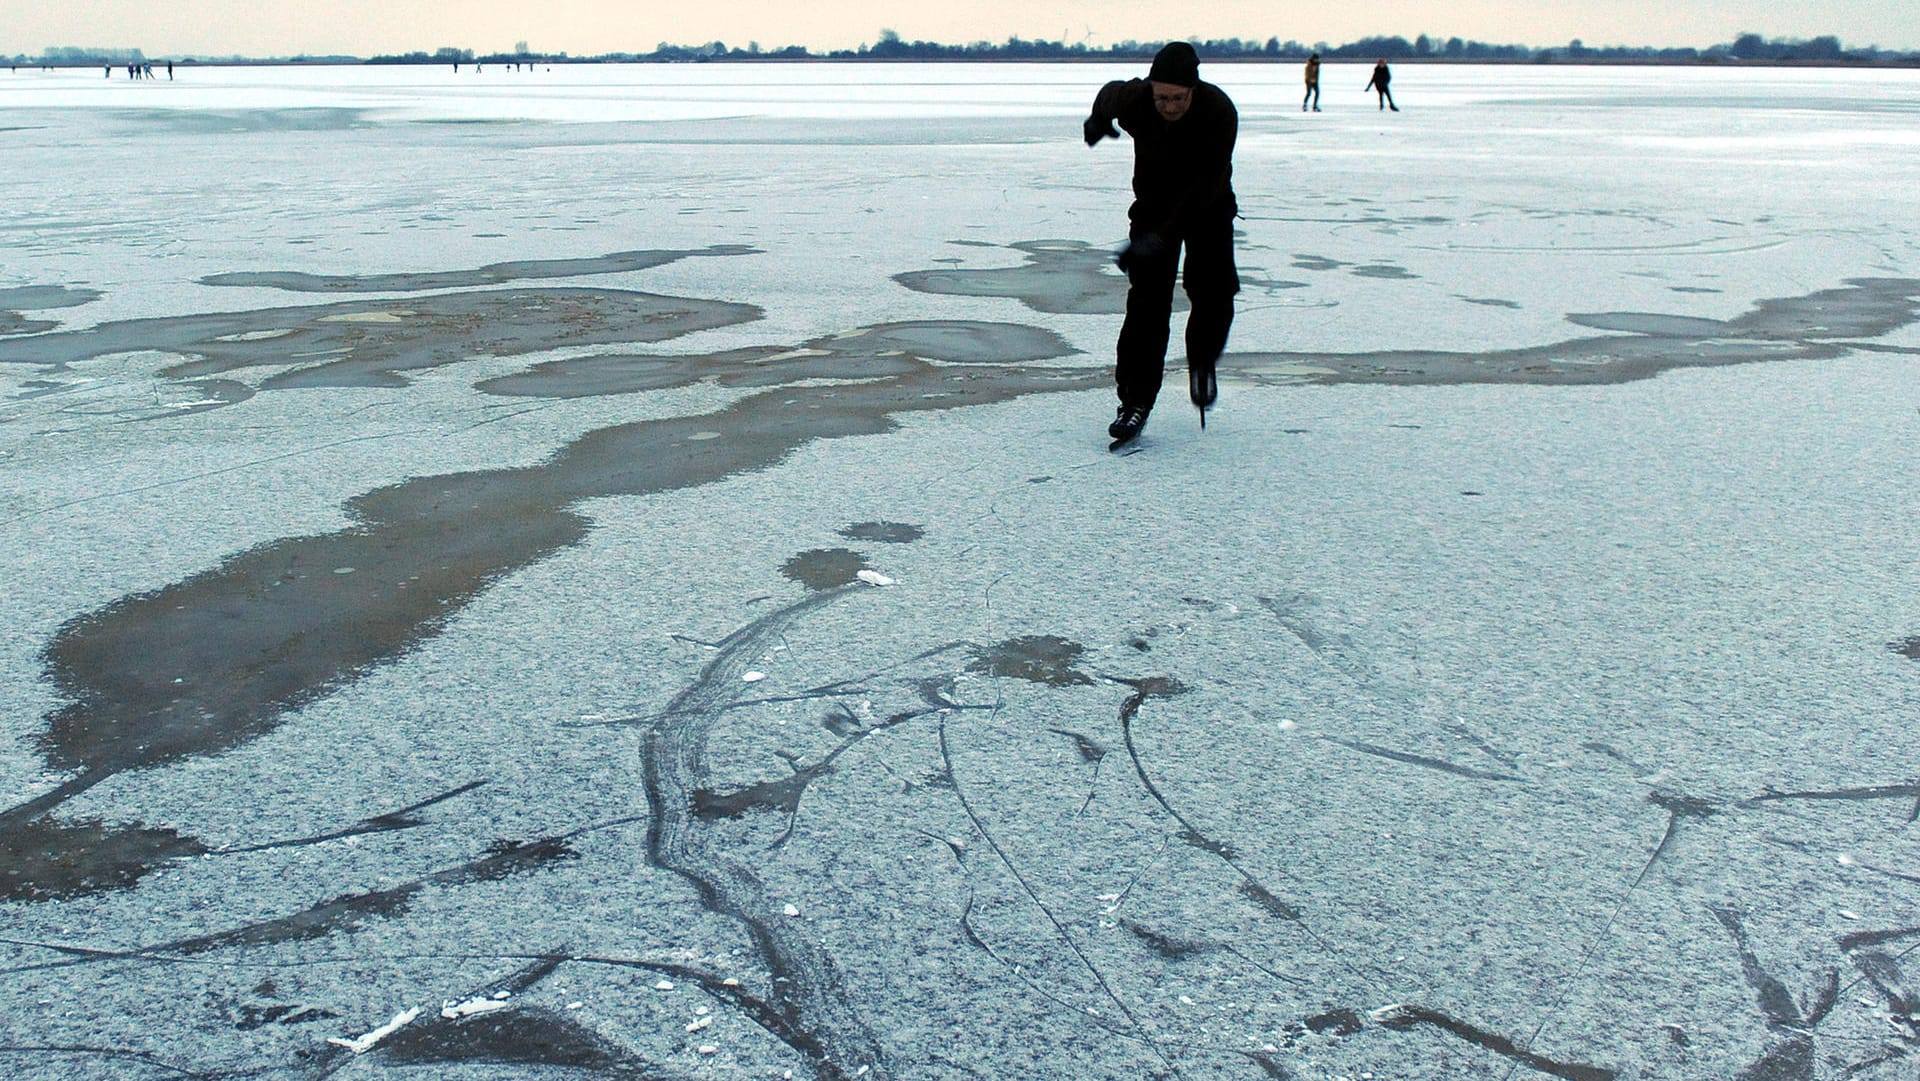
[1089,78,1238,236]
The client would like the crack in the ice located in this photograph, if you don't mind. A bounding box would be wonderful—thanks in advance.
[1375,1003,1617,1080]
[641,584,892,1080]
[937,711,1172,1072]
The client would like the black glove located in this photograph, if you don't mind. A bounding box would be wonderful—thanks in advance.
[1083,114,1119,146]
[1114,233,1166,273]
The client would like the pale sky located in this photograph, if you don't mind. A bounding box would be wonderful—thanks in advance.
[4,1,1917,59]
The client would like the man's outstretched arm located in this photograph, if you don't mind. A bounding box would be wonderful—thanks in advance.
[1084,79,1137,145]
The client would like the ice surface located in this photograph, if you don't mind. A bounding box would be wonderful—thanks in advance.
[1,61,1919,1080]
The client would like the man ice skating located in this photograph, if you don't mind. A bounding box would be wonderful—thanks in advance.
[1303,52,1322,111]
[1084,41,1240,445]
[1367,59,1399,111]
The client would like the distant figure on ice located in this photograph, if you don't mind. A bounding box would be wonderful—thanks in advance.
[1083,41,1240,444]
[1366,59,1398,111]
[1303,52,1321,111]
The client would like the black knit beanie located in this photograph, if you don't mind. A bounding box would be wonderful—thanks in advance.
[1147,41,1200,86]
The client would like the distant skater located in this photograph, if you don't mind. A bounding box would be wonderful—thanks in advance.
[1366,59,1398,111]
[1303,52,1321,111]
[166,62,173,80]
[1083,41,1240,444]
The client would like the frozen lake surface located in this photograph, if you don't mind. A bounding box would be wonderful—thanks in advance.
[2,60,1919,1080]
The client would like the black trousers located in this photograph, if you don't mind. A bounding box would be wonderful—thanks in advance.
[1116,216,1239,410]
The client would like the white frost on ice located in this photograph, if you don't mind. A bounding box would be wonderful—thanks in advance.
[856,570,895,587]
[441,995,509,1019]
[327,1006,423,1053]
[318,310,412,323]
[742,671,766,683]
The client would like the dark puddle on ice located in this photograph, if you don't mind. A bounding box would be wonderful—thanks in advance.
[33,836,581,963]
[782,548,871,591]
[477,320,1075,398]
[966,635,1095,687]
[111,107,374,134]
[0,312,56,335]
[692,766,831,824]
[838,521,924,544]
[3,287,764,393]
[1894,637,1920,661]
[5,320,1095,898]
[892,239,1126,315]
[199,245,755,292]
[375,1007,647,1074]
[1232,276,1920,387]
[1119,917,1212,960]
[0,817,207,902]
[0,285,100,334]
[0,285,101,310]
[1292,255,1348,271]
[321,957,651,1075]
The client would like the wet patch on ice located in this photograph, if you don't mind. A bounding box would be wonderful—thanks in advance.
[215,990,340,1032]
[0,285,102,310]
[1893,636,1920,661]
[966,635,1095,687]
[1232,276,1920,387]
[0,284,101,334]
[373,1006,649,1074]
[200,245,756,292]
[1291,255,1348,272]
[0,312,56,335]
[0,817,207,902]
[110,107,372,134]
[813,320,1076,364]
[35,835,585,959]
[893,239,1126,315]
[3,346,1096,893]
[1352,264,1418,280]
[3,288,765,394]
[477,320,1078,399]
[1118,918,1212,960]
[838,521,924,544]
[474,347,785,398]
[1458,295,1521,309]
[781,548,871,592]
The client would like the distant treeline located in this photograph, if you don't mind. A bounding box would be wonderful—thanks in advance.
[14,31,1918,68]
[597,30,1917,65]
